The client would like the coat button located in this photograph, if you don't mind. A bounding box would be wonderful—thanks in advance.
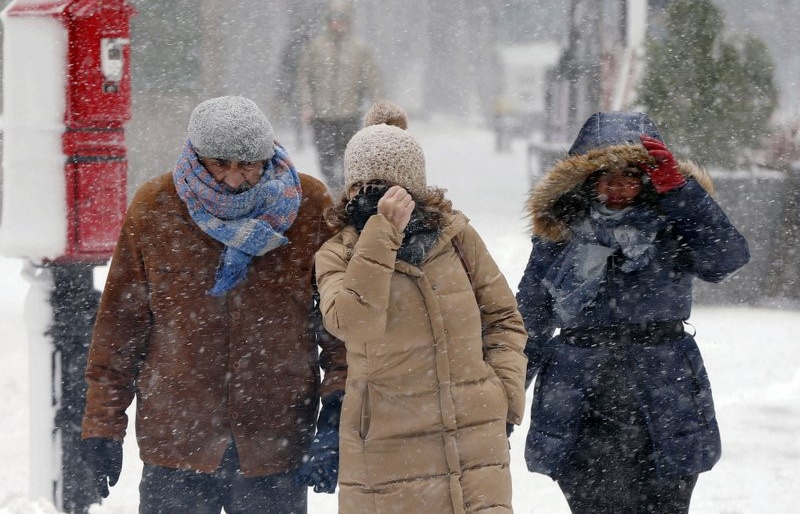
[231,311,241,321]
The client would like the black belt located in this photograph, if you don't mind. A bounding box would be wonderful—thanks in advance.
[560,321,685,348]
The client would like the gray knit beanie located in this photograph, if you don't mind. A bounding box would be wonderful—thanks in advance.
[344,124,427,197]
[188,96,275,161]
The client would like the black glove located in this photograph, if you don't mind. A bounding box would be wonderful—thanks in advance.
[345,182,389,231]
[296,391,343,494]
[81,437,123,498]
[506,423,515,438]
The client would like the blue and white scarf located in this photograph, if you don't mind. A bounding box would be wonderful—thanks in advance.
[543,202,666,323]
[173,140,302,296]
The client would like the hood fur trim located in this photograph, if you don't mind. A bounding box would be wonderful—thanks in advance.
[527,144,713,241]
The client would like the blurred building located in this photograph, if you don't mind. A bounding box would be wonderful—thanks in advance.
[536,0,653,145]
[0,0,798,197]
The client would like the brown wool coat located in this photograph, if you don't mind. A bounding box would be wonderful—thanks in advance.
[315,211,527,513]
[81,172,347,477]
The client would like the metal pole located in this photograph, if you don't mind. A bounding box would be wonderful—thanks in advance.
[47,262,101,514]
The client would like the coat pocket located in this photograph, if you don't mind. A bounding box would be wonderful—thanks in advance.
[359,383,372,441]
[625,334,722,477]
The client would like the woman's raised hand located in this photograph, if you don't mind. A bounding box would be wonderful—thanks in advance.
[377,185,415,232]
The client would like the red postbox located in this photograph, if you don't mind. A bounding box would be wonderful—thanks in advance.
[62,0,133,262]
[1,0,133,264]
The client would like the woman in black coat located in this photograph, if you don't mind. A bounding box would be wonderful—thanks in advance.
[516,111,750,513]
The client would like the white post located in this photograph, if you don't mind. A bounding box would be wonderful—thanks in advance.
[22,262,60,503]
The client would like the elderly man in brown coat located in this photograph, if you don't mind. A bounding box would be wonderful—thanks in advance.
[80,96,347,514]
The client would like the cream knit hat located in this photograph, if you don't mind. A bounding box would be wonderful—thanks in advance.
[344,124,427,197]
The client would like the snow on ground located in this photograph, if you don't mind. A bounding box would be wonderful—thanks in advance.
[1,121,799,513]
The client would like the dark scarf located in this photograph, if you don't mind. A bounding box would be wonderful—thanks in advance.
[543,202,667,323]
[346,183,440,266]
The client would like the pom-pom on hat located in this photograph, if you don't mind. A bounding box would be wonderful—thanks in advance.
[363,100,408,129]
[344,124,426,197]
[188,96,275,161]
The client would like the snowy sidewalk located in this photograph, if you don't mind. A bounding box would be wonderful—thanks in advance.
[1,122,799,513]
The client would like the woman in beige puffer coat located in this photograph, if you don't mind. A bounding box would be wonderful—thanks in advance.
[314,109,527,513]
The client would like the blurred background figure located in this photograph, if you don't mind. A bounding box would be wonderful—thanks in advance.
[275,33,311,151]
[297,0,384,193]
[493,94,516,153]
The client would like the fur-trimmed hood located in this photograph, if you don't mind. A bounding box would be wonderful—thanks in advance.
[528,113,714,242]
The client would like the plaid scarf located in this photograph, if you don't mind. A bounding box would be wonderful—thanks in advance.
[173,140,302,296]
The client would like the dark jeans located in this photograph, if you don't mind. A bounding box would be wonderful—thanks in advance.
[556,351,698,514]
[139,442,307,514]
[310,117,361,192]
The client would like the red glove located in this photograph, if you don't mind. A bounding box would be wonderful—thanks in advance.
[640,135,686,193]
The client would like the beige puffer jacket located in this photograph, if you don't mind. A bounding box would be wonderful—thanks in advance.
[315,211,527,513]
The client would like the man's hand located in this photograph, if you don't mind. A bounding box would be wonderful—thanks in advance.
[81,437,123,498]
[296,429,339,494]
[296,392,343,494]
[377,185,415,232]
